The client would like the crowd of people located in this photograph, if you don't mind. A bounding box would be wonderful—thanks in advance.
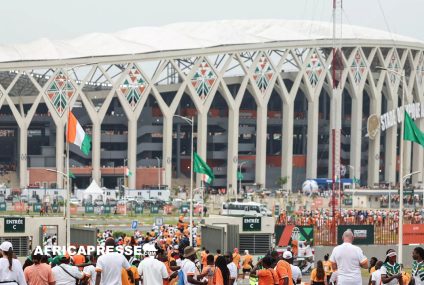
[278,208,424,227]
[1,227,424,285]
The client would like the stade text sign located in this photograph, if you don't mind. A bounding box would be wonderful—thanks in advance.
[243,217,261,231]
[380,103,423,132]
[4,217,25,233]
[337,225,374,245]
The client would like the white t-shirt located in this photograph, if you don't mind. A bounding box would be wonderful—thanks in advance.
[329,242,367,285]
[371,269,382,285]
[0,258,26,285]
[96,252,130,285]
[137,257,168,285]
[181,259,200,285]
[83,265,97,285]
[52,264,84,285]
[227,262,238,285]
[290,265,302,284]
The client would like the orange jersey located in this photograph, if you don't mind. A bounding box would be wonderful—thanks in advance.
[242,255,253,269]
[258,268,278,285]
[275,260,293,285]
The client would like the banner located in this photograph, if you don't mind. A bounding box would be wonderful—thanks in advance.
[13,202,25,212]
[70,205,77,214]
[403,224,424,244]
[117,204,127,214]
[275,225,314,247]
[337,225,374,245]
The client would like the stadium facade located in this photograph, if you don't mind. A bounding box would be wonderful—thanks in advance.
[0,20,423,193]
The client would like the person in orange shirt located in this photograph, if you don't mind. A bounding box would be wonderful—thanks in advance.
[213,256,230,285]
[242,250,253,279]
[232,248,241,269]
[310,260,327,285]
[291,239,299,257]
[201,249,210,270]
[323,254,333,284]
[72,251,86,270]
[250,256,279,285]
[121,262,140,285]
[199,254,215,285]
[275,256,293,285]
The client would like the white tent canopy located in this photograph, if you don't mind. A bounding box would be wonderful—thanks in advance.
[0,19,422,64]
[83,180,104,201]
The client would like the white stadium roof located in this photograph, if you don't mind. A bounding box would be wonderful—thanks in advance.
[1,19,423,64]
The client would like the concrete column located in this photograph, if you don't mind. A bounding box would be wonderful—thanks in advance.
[19,124,28,189]
[282,100,294,191]
[196,111,207,189]
[384,99,397,185]
[163,115,173,189]
[306,99,319,179]
[227,108,239,197]
[350,94,363,180]
[91,120,101,185]
[56,123,64,189]
[412,117,424,185]
[368,98,381,186]
[328,89,342,178]
[255,103,267,188]
[127,118,137,189]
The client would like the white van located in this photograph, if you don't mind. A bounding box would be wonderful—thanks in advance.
[220,202,272,217]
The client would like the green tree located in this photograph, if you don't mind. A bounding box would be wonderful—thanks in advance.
[276,176,289,188]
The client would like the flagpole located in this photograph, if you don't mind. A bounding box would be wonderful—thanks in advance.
[398,70,405,265]
[189,116,194,247]
[65,68,71,247]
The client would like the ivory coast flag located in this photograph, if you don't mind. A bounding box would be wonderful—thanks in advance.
[67,112,91,155]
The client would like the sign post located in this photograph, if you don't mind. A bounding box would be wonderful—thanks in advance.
[4,217,25,233]
[242,217,261,232]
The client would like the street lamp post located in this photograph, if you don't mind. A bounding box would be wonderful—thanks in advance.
[123,158,128,198]
[347,165,355,209]
[377,66,406,264]
[238,161,247,201]
[46,168,70,246]
[174,114,195,246]
[155,157,161,190]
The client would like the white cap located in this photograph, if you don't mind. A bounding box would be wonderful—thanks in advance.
[283,251,293,259]
[0,241,13,252]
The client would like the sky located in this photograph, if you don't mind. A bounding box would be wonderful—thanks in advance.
[1,0,422,44]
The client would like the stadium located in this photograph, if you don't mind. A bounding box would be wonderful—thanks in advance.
[0,19,423,194]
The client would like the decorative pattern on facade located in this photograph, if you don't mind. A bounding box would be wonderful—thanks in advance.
[305,51,323,88]
[417,54,424,86]
[45,71,75,117]
[120,64,148,110]
[253,54,274,93]
[388,53,400,85]
[351,50,367,85]
[191,59,217,100]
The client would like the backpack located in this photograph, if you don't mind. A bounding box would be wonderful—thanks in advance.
[177,269,185,285]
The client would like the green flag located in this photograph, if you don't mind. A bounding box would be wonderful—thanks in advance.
[404,111,424,147]
[68,171,76,179]
[237,171,244,180]
[193,152,214,184]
